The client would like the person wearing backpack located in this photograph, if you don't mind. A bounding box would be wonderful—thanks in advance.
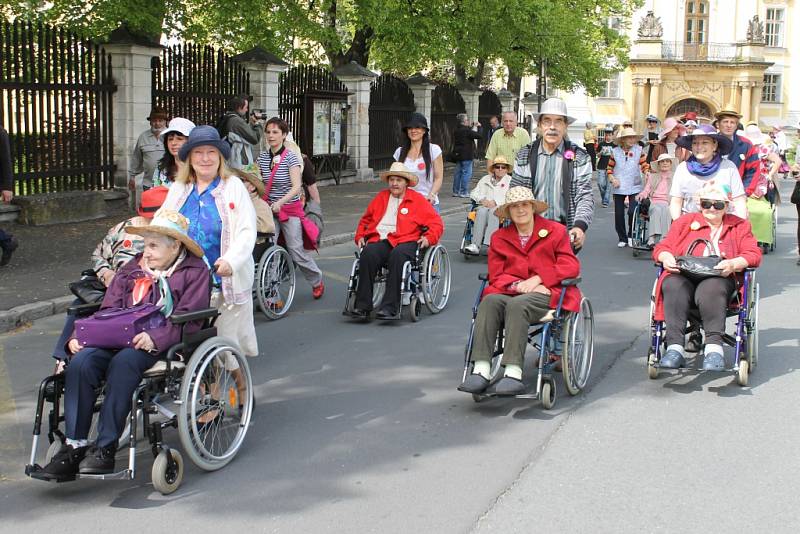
[217,94,263,169]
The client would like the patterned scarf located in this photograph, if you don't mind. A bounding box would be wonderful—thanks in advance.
[134,249,187,317]
[686,153,722,177]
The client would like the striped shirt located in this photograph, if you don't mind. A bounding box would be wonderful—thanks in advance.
[257,148,301,204]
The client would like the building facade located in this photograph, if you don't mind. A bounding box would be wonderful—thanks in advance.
[522,0,798,138]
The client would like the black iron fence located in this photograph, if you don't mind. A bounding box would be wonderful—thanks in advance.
[431,83,465,160]
[0,20,116,195]
[477,89,502,159]
[151,44,250,127]
[368,74,415,171]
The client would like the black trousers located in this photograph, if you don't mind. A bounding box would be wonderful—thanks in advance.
[584,143,596,171]
[613,194,638,242]
[662,275,735,347]
[356,240,418,312]
[795,204,800,256]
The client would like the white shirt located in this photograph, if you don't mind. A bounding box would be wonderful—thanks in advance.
[393,144,443,203]
[670,159,745,215]
[377,195,402,239]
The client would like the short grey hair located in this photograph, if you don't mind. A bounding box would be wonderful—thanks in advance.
[456,113,468,124]
[141,231,178,249]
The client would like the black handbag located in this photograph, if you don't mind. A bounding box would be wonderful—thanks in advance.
[676,239,723,282]
[791,181,800,205]
[68,269,107,304]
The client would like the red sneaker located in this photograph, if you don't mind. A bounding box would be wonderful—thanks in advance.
[312,281,325,299]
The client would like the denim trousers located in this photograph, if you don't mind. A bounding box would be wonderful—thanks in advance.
[453,160,474,196]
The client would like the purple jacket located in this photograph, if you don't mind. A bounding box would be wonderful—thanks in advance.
[94,253,211,352]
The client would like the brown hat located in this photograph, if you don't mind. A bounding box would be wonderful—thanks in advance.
[379,162,418,187]
[496,186,548,219]
[715,105,742,120]
[147,107,169,122]
[491,155,511,169]
[238,170,266,198]
[127,209,204,257]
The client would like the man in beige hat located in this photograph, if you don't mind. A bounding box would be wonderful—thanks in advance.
[486,111,531,173]
[350,163,443,320]
[510,97,594,249]
[716,105,758,188]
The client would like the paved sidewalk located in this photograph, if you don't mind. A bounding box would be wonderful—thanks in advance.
[0,164,483,327]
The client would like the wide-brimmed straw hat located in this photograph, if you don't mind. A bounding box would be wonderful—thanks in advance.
[237,170,266,197]
[178,125,231,162]
[616,126,639,141]
[658,117,685,141]
[491,155,511,169]
[127,209,204,258]
[715,106,742,120]
[379,162,418,187]
[138,186,169,219]
[693,182,733,205]
[147,107,169,122]
[159,117,195,140]
[743,124,769,146]
[533,98,576,125]
[496,186,548,219]
[675,124,733,155]
[403,112,429,131]
[654,153,677,165]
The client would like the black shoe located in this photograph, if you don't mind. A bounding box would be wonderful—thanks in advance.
[350,307,371,320]
[0,236,18,266]
[79,445,116,474]
[490,376,526,396]
[458,374,490,394]
[41,443,87,479]
[686,330,703,353]
[375,307,399,320]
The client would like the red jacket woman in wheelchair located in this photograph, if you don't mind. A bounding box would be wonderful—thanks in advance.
[653,182,762,371]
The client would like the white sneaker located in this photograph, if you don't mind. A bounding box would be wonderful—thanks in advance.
[464,243,480,255]
[627,238,633,247]
[617,241,627,248]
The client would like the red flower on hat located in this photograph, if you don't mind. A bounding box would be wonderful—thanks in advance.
[417,162,425,171]
[122,239,132,248]
[229,202,235,210]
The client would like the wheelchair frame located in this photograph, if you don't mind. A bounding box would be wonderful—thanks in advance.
[460,274,594,408]
[25,305,254,494]
[459,201,479,258]
[253,233,296,320]
[646,267,759,386]
[630,202,652,257]
[343,243,452,322]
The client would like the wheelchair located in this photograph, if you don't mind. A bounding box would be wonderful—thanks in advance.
[343,243,452,322]
[460,274,594,408]
[253,232,296,320]
[459,201,479,258]
[646,267,759,386]
[25,304,254,495]
[630,201,652,257]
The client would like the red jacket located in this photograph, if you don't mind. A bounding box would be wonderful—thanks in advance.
[355,188,444,247]
[651,212,762,320]
[484,216,582,312]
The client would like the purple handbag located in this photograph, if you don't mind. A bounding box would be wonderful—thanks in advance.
[74,303,166,349]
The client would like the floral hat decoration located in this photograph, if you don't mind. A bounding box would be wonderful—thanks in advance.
[127,209,204,257]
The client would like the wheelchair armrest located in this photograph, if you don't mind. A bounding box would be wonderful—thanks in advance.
[170,308,219,325]
[561,277,581,287]
[478,273,489,281]
[67,302,102,317]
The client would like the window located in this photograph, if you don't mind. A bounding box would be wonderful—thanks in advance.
[608,17,622,30]
[762,74,780,103]
[765,8,784,47]
[599,75,620,99]
[685,1,709,44]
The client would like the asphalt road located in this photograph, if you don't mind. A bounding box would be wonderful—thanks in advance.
[1,182,798,533]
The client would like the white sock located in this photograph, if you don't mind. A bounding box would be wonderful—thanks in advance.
[704,343,723,356]
[666,344,685,356]
[66,438,88,448]
[504,364,522,380]
[472,360,490,379]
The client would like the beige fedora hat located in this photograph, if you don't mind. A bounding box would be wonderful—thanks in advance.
[379,162,419,187]
[491,155,512,169]
[497,186,548,219]
[532,97,577,125]
[616,126,640,140]
[127,209,204,258]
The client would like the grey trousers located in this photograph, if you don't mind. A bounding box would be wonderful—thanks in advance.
[471,292,552,368]
[472,206,500,247]
[276,216,323,287]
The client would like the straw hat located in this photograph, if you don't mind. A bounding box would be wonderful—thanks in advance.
[496,186,548,219]
[159,117,195,140]
[715,105,742,120]
[616,126,639,142]
[138,186,169,219]
[675,124,733,155]
[379,162,418,187]
[743,124,769,145]
[238,170,266,197]
[654,153,677,165]
[693,182,733,205]
[532,98,576,125]
[658,117,685,141]
[491,155,511,169]
[127,209,204,258]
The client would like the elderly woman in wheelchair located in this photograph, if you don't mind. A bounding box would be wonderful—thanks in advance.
[461,155,512,256]
[651,182,762,376]
[458,187,586,397]
[347,162,444,321]
[38,210,210,479]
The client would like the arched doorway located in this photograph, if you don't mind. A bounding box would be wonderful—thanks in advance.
[665,98,713,122]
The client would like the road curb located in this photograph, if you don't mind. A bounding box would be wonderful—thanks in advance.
[0,205,466,334]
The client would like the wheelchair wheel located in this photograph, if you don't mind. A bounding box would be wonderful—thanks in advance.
[647,350,659,379]
[562,298,594,396]
[152,448,184,495]
[408,295,422,322]
[178,337,253,471]
[746,281,759,369]
[421,245,451,314]
[541,379,556,410]
[737,359,750,387]
[255,245,296,320]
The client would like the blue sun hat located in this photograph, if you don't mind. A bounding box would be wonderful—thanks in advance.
[178,125,231,162]
[675,123,733,155]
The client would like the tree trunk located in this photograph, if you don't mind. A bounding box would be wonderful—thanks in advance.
[507,68,522,111]
[454,64,467,85]
[473,58,486,87]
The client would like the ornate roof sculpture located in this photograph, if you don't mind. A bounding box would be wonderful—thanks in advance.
[637,10,663,39]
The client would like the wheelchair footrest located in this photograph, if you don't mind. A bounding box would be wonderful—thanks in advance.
[79,469,133,481]
[26,464,76,483]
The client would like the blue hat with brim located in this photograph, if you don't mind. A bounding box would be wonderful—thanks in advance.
[178,125,232,162]
[675,123,733,156]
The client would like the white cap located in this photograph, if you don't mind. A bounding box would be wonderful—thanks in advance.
[159,117,196,139]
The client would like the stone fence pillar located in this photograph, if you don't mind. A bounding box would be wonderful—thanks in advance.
[104,29,162,190]
[232,47,288,119]
[497,89,515,114]
[458,82,481,124]
[334,62,378,181]
[407,74,436,125]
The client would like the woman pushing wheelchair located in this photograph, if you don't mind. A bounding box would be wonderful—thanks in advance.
[459,187,582,396]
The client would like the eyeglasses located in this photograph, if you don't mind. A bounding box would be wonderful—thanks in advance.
[700,200,726,210]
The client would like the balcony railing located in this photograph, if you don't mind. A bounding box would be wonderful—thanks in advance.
[661,41,738,61]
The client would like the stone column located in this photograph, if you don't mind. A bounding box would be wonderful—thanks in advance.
[406,74,436,125]
[648,79,662,118]
[740,82,753,122]
[633,78,647,131]
[334,62,378,182]
[232,47,288,119]
[458,83,481,123]
[103,31,162,189]
[750,82,763,124]
[497,89,515,114]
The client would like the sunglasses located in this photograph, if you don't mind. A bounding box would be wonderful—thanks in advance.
[700,200,726,210]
